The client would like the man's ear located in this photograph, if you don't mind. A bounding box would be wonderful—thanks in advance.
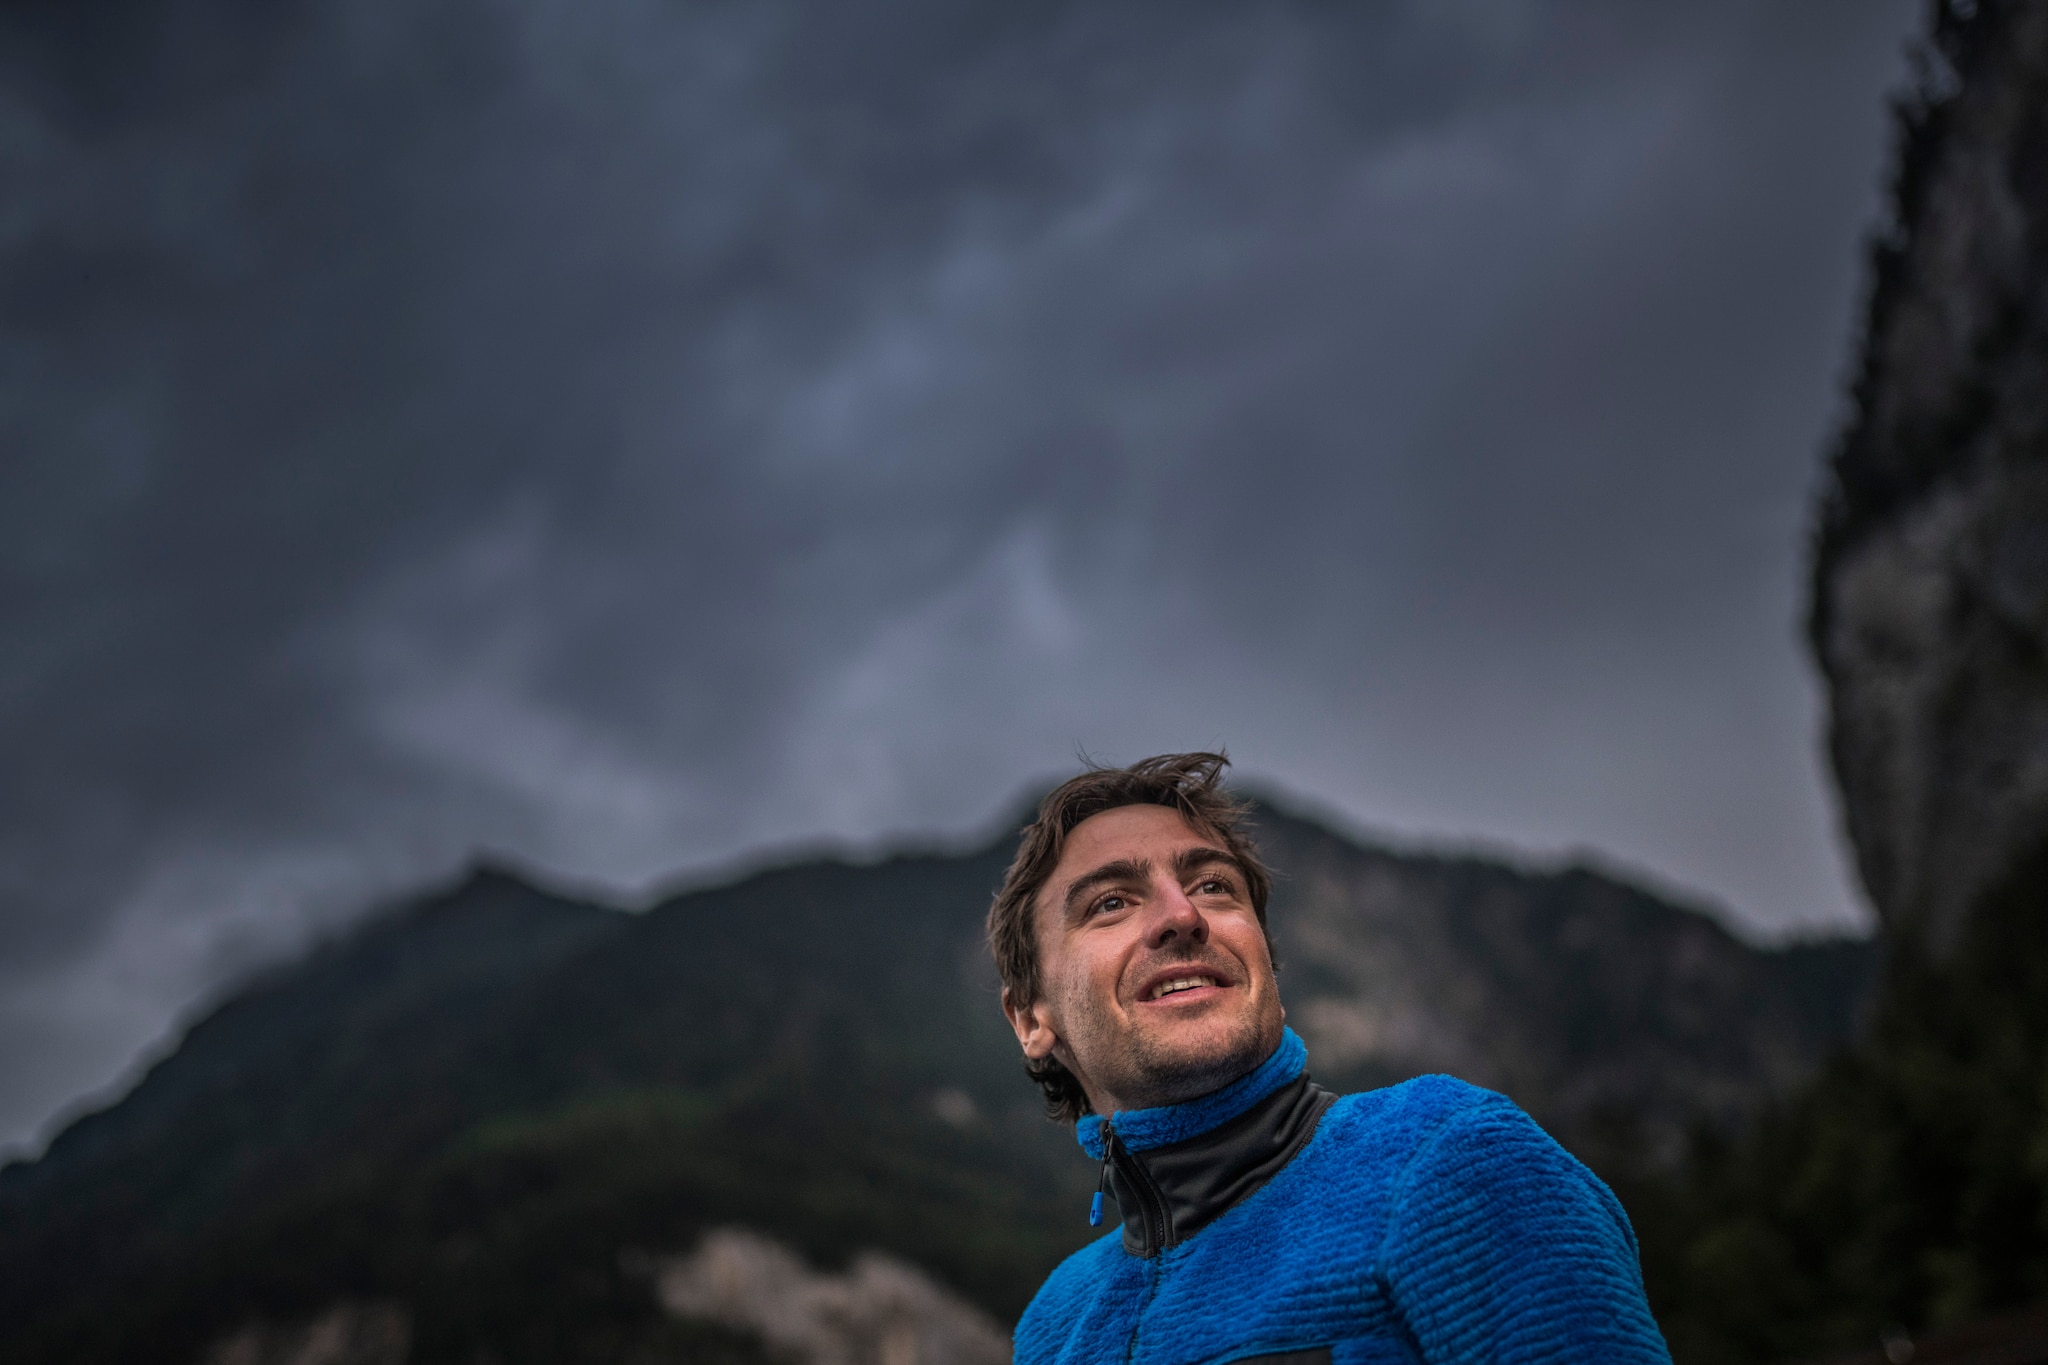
[1001,987,1060,1060]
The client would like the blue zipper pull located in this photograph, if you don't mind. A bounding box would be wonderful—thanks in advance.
[1090,1120,1115,1227]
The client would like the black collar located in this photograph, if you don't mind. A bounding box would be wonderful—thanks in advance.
[1097,1074,1335,1257]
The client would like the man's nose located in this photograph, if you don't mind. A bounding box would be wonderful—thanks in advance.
[1145,877,1208,946]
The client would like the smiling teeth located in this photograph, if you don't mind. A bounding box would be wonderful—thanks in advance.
[1150,976,1216,1000]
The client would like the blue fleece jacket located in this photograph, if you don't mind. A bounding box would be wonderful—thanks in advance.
[1015,1031,1672,1365]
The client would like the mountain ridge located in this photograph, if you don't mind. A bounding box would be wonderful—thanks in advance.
[0,799,1874,1364]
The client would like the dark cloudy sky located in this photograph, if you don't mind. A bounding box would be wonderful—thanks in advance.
[1,0,1922,1152]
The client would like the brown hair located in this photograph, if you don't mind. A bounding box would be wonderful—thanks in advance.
[986,751,1273,1120]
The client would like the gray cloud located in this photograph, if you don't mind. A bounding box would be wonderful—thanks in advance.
[0,0,1919,1150]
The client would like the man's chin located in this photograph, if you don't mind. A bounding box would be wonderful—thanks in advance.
[1122,1010,1276,1106]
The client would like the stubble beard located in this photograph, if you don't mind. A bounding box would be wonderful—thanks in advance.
[1059,951,1280,1112]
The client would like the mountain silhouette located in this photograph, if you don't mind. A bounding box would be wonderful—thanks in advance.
[0,799,1871,1364]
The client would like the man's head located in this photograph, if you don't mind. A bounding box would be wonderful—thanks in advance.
[987,752,1283,1121]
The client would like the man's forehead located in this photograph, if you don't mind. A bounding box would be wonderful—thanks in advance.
[1059,803,1212,858]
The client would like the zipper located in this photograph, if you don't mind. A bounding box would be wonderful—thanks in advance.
[1100,1121,1172,1254]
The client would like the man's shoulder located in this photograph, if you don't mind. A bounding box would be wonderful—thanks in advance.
[1315,1073,1594,1208]
[1318,1072,1513,1154]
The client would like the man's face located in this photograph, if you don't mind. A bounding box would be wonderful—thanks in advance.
[1005,803,1284,1115]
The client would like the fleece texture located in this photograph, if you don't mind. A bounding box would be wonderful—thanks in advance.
[1017,1059,1671,1365]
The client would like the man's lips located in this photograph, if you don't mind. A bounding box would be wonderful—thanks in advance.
[1133,965,1237,1004]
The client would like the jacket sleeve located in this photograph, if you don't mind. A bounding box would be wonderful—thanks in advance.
[1375,1093,1672,1364]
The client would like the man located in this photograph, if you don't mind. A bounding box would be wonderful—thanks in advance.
[989,752,1671,1365]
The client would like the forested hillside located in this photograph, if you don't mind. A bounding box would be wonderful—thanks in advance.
[0,802,1868,1365]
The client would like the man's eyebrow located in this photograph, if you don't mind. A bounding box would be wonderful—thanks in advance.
[1173,845,1243,881]
[1057,848,1246,919]
[1061,858,1151,918]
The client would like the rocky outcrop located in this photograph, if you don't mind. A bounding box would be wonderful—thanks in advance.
[202,1303,410,1365]
[653,1228,1010,1365]
[1813,0,2048,953]
[1639,9,2048,1353]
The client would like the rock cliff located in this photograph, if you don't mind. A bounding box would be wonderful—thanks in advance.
[1813,0,2048,952]
[1643,7,2048,1356]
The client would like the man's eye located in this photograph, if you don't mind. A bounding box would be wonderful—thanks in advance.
[1093,894,1128,915]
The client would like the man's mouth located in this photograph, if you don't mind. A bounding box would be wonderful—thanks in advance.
[1146,974,1221,1001]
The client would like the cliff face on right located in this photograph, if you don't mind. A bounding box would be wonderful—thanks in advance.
[1651,4,2048,1361]
[1812,0,2048,956]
